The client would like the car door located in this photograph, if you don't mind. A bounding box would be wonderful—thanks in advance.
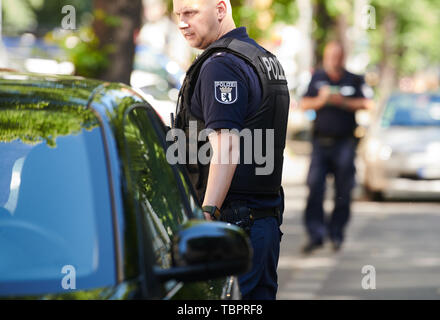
[121,104,239,299]
[144,105,241,300]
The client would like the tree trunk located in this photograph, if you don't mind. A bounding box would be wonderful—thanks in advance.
[312,0,335,67]
[93,0,143,84]
[297,0,314,70]
[335,15,349,56]
[378,10,397,100]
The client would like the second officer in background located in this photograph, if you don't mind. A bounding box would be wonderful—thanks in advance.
[300,41,372,254]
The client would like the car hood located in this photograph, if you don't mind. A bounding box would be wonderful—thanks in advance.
[375,126,440,153]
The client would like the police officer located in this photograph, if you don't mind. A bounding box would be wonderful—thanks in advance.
[172,0,289,299]
[300,41,372,254]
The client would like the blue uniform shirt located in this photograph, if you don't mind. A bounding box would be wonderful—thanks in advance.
[191,27,282,210]
[304,69,366,138]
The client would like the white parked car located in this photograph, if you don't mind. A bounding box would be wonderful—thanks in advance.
[358,92,440,200]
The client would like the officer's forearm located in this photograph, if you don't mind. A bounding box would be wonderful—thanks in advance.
[340,98,370,111]
[300,97,326,110]
[202,131,240,219]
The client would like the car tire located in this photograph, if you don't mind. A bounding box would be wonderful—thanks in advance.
[363,184,384,202]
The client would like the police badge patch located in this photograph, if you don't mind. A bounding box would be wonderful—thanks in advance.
[214,81,238,104]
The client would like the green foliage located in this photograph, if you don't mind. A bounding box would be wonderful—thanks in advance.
[272,0,299,25]
[54,26,113,78]
[94,8,122,28]
[48,8,127,78]
[310,0,351,63]
[164,0,298,41]
[232,0,299,40]
[369,0,440,76]
[123,107,188,239]
[0,102,98,147]
[2,0,92,36]
[310,0,440,77]
[5,0,438,84]
[34,0,92,35]
[42,288,110,300]
[1,0,42,35]
[0,78,99,146]
[232,2,261,39]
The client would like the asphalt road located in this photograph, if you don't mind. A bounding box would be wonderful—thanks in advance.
[277,143,440,300]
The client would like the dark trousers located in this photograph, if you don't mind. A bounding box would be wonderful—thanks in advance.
[304,137,356,243]
[238,217,282,300]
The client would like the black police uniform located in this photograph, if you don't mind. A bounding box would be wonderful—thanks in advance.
[303,68,366,247]
[174,27,289,299]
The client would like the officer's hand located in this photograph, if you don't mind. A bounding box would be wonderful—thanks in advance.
[318,86,331,107]
[328,93,344,105]
[364,99,375,110]
[203,212,214,221]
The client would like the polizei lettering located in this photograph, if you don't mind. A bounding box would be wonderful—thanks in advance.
[177,304,211,318]
[261,56,286,81]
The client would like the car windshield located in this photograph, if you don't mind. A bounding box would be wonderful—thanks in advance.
[381,94,440,127]
[0,98,115,296]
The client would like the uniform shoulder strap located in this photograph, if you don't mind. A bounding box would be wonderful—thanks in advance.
[206,38,287,87]
[186,37,267,78]
[179,37,287,120]
[181,37,258,117]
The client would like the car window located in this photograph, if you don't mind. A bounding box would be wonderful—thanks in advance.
[381,94,440,127]
[174,168,204,218]
[145,107,204,219]
[122,106,190,270]
[0,103,116,296]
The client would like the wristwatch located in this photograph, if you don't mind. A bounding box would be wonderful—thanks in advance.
[202,205,221,221]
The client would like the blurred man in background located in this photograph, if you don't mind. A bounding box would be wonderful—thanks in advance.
[300,41,372,254]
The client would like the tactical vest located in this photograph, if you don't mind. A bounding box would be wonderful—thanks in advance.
[174,37,289,204]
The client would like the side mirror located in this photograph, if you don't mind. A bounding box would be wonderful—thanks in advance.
[154,220,252,282]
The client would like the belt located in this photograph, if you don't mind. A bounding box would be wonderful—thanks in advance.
[250,207,279,220]
[219,203,280,233]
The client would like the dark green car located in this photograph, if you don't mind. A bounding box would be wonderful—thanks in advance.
[0,72,251,300]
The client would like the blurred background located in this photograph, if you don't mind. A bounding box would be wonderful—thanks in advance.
[1,0,440,299]
[1,0,439,143]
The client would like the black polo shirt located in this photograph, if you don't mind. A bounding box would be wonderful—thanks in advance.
[191,27,282,210]
[304,69,366,138]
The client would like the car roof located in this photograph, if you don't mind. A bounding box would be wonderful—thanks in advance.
[0,71,103,102]
[0,71,148,118]
[389,91,440,98]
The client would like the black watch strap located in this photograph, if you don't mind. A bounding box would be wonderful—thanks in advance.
[202,205,221,220]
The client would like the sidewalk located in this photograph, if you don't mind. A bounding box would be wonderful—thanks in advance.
[278,143,440,299]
